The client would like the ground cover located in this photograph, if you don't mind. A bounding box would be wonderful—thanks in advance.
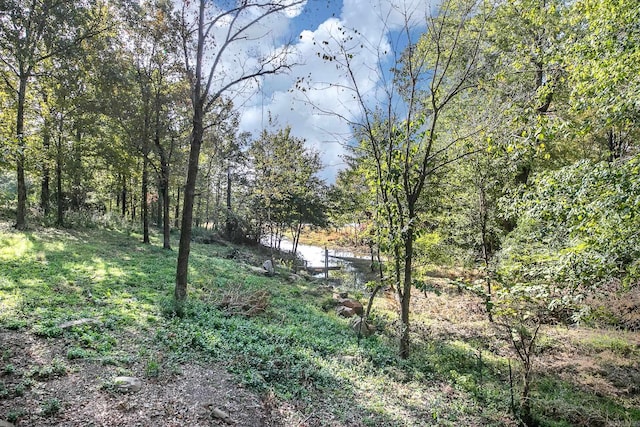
[0,221,638,426]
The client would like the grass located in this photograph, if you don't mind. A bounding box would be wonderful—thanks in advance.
[1,222,639,426]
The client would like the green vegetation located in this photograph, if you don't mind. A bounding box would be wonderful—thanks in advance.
[1,224,637,425]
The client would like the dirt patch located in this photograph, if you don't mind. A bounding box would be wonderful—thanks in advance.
[0,330,268,426]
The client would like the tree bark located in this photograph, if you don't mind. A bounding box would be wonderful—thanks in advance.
[55,140,63,227]
[121,175,127,218]
[156,140,171,249]
[175,104,203,301]
[142,150,150,244]
[174,186,180,228]
[399,220,414,359]
[41,123,50,216]
[15,73,28,230]
[175,0,206,300]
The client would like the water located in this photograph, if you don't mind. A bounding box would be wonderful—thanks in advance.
[264,237,372,288]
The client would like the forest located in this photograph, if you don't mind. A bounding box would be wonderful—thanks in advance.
[0,0,639,426]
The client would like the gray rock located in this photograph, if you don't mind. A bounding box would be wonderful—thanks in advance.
[262,259,275,276]
[0,420,15,427]
[113,376,142,393]
[59,318,101,329]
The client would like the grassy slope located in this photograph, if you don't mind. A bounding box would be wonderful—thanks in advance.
[0,223,638,426]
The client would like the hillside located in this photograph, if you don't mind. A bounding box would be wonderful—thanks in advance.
[0,222,639,426]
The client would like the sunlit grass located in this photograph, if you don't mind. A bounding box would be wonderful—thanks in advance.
[1,223,638,426]
[0,235,34,260]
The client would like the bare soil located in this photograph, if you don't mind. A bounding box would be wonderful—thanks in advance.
[0,330,269,426]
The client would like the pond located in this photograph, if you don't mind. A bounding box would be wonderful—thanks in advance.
[264,237,375,288]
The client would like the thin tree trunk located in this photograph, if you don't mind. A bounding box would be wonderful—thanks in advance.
[157,181,163,227]
[175,104,203,301]
[15,73,28,230]
[41,123,50,216]
[121,175,127,218]
[142,151,150,244]
[399,221,414,359]
[175,0,206,301]
[174,186,180,228]
[56,134,63,227]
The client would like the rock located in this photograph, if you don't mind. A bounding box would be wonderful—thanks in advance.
[262,260,275,276]
[58,318,102,330]
[338,298,364,315]
[287,273,302,282]
[0,420,15,427]
[351,318,376,337]
[336,306,356,317]
[211,407,235,424]
[247,265,267,275]
[113,376,142,393]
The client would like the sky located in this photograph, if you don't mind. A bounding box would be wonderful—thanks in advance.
[233,0,431,183]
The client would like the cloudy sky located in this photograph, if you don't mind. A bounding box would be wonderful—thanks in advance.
[233,0,431,183]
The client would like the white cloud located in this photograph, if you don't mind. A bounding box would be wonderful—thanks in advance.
[235,0,431,183]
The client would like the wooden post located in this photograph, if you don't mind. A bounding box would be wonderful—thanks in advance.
[324,246,329,279]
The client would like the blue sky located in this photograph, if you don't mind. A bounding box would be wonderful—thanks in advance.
[234,0,432,182]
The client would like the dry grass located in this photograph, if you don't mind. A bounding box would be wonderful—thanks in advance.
[217,286,270,317]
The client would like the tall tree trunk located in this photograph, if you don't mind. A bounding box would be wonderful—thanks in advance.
[176,0,206,301]
[225,164,233,237]
[15,73,28,230]
[56,133,64,227]
[162,173,171,249]
[156,181,162,227]
[175,103,203,301]
[142,150,150,244]
[121,175,127,218]
[174,186,180,228]
[156,140,171,249]
[41,123,50,216]
[399,220,414,359]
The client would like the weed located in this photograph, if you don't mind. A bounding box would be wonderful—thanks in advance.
[66,347,96,360]
[13,382,26,397]
[28,358,68,380]
[145,357,160,378]
[6,408,26,423]
[31,323,63,338]
[40,398,61,416]
[0,381,8,398]
[2,364,15,375]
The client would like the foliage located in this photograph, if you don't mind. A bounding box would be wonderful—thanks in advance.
[1,222,638,425]
[500,155,640,296]
[248,126,328,249]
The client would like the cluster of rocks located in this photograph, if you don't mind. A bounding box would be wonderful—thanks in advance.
[334,292,363,318]
[334,292,376,337]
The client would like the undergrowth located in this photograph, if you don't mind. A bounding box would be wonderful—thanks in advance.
[1,223,638,426]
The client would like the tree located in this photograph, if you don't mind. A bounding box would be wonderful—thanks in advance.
[174,0,305,302]
[563,0,640,161]
[303,0,489,358]
[0,0,106,229]
[248,126,327,255]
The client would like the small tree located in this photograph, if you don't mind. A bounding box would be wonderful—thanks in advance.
[301,0,490,358]
[174,0,305,302]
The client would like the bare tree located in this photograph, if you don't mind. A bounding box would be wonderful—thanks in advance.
[174,0,305,302]
[300,0,490,357]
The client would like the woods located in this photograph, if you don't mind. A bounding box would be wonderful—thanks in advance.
[1,0,639,425]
